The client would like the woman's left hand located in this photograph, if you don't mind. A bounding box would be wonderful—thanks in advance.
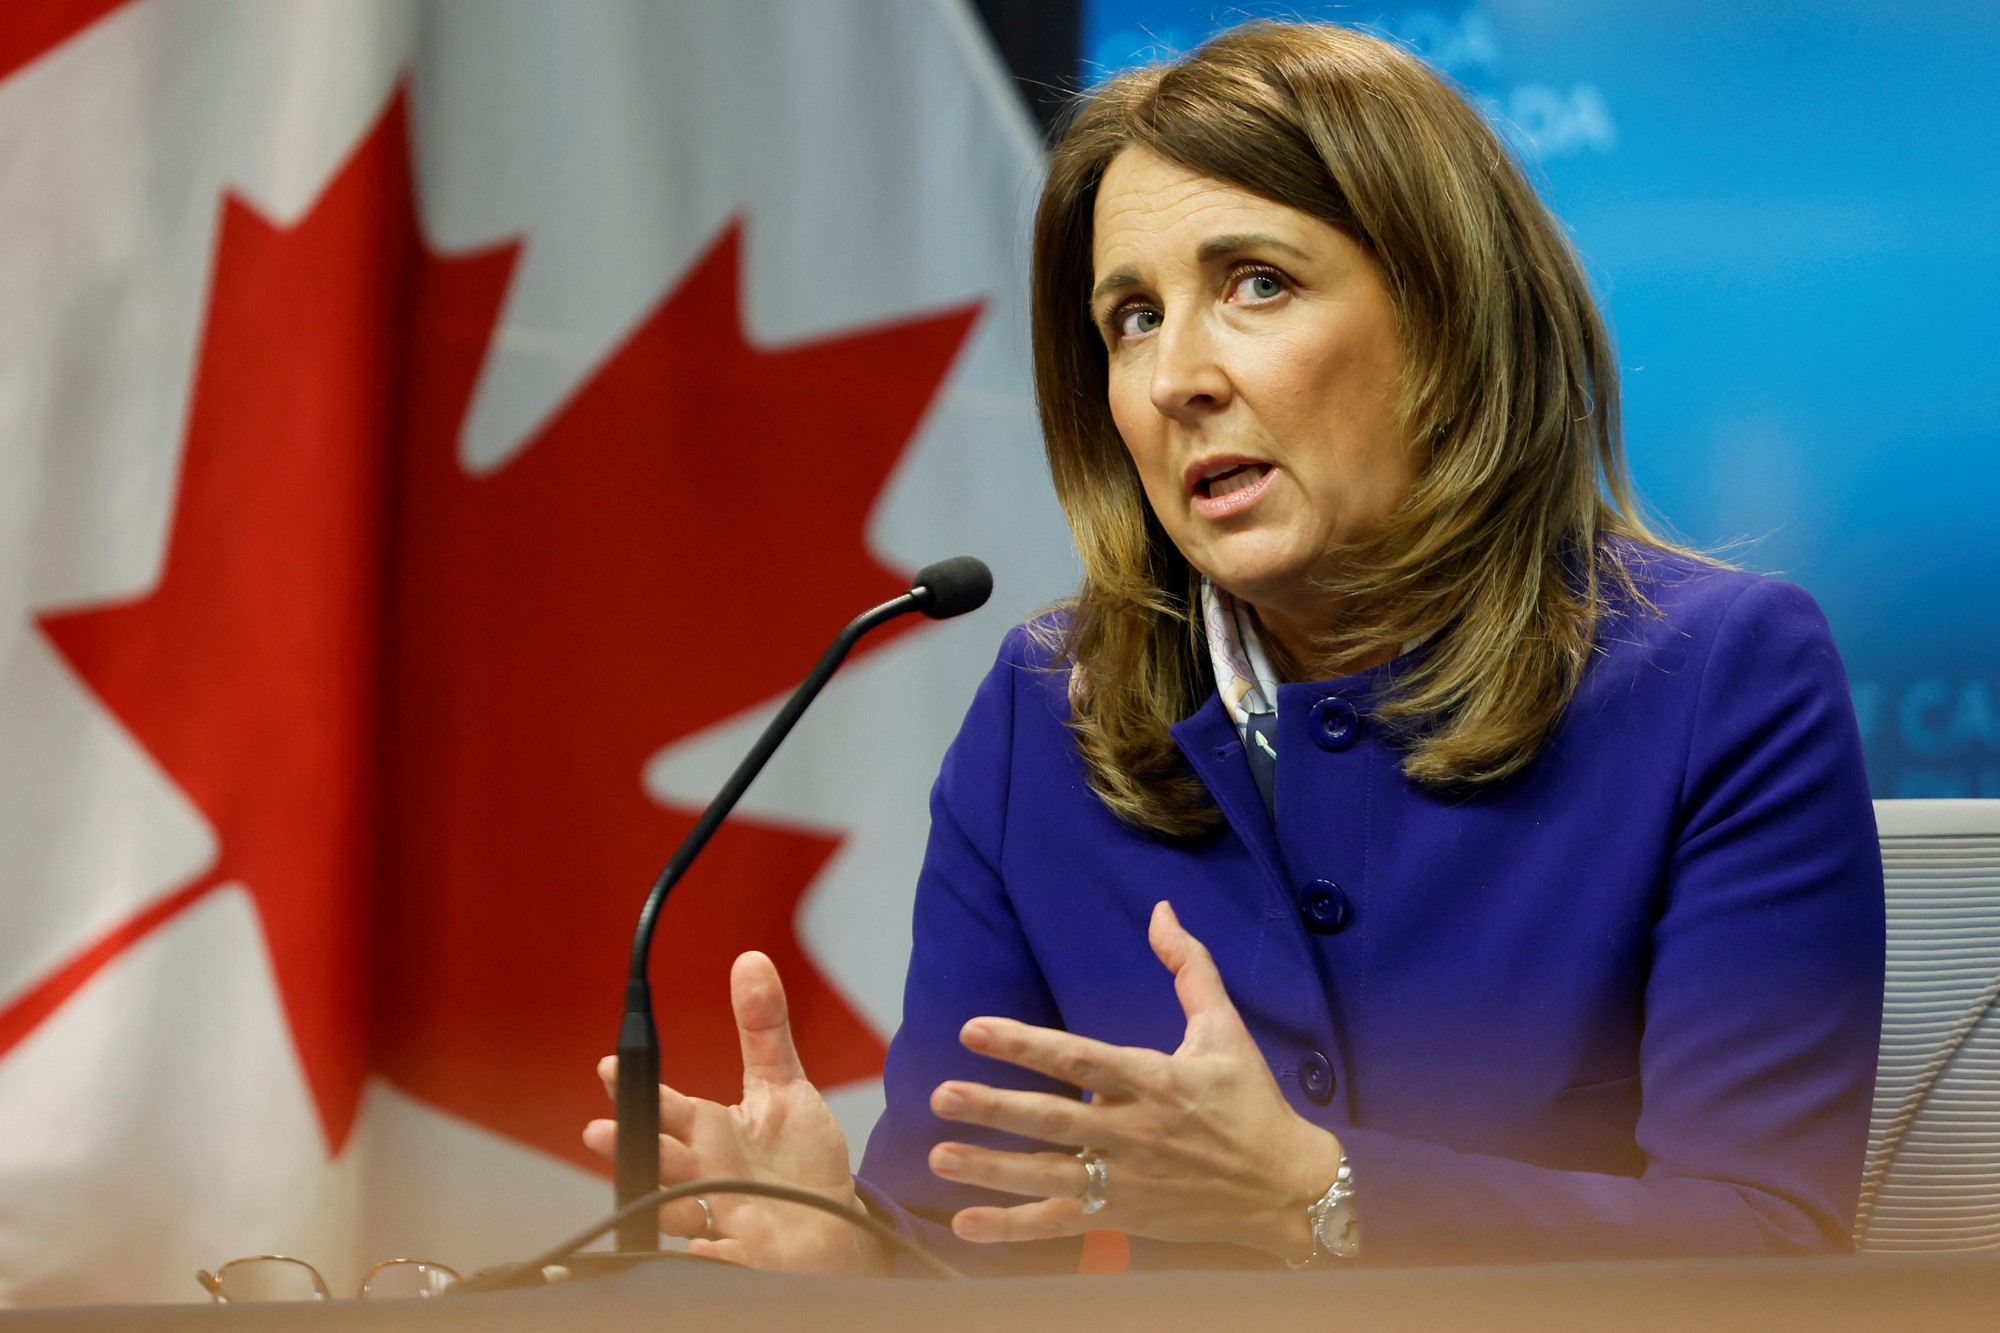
[926,900,1342,1261]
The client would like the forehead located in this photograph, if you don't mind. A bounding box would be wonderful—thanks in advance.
[1091,146,1313,273]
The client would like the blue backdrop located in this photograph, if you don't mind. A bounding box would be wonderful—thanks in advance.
[1080,1,2000,798]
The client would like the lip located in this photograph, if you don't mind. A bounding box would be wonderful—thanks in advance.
[1185,455,1278,520]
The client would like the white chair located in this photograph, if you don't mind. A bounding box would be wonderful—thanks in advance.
[1855,798,2000,1251]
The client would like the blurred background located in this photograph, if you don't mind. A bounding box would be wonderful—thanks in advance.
[0,0,1991,1305]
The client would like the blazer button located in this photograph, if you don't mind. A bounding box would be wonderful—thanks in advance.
[1301,880,1351,934]
[1300,1051,1336,1105]
[1309,697,1362,751]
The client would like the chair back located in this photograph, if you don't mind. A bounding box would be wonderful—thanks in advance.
[1856,798,2000,1250]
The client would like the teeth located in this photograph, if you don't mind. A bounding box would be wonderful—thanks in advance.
[1209,465,1266,498]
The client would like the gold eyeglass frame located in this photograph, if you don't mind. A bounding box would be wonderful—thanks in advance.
[196,1254,460,1302]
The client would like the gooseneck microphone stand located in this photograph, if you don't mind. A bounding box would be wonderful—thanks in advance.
[613,557,992,1256]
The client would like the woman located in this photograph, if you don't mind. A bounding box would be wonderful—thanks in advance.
[584,21,1883,1273]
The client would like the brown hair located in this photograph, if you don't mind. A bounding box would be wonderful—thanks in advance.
[1032,21,1674,837]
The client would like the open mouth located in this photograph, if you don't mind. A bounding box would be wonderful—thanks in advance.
[1196,462,1272,498]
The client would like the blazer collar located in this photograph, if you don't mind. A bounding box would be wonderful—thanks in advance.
[1170,693,1286,887]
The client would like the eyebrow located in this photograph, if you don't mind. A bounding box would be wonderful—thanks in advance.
[1196,232,1309,264]
[1089,267,1142,310]
[1088,233,1311,310]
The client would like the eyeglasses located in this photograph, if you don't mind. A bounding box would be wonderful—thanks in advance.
[195,1255,459,1302]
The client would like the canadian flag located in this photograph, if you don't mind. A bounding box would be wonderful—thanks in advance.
[0,0,1070,1304]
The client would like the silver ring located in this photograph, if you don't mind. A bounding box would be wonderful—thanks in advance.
[693,1195,716,1239]
[1075,1147,1109,1215]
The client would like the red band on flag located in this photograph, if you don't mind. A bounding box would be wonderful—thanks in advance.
[0,873,225,1060]
[1,0,133,85]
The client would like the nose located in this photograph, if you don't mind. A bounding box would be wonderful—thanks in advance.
[1148,315,1231,420]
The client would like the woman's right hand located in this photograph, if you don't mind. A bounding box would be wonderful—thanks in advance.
[582,950,881,1274]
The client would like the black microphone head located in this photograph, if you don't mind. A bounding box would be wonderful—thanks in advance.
[910,556,993,620]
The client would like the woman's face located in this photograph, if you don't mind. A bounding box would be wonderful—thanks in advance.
[1091,146,1419,650]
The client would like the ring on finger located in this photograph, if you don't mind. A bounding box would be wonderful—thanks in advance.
[693,1195,717,1240]
[1075,1147,1109,1215]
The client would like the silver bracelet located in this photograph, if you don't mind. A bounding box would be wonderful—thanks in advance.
[1287,1154,1358,1269]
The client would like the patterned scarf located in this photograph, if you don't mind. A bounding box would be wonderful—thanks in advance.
[1199,577,1283,814]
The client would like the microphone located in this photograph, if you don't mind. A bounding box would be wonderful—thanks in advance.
[614,557,992,1252]
[908,555,993,620]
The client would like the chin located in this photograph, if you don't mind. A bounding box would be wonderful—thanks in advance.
[1198,564,1315,609]
[1188,537,1336,617]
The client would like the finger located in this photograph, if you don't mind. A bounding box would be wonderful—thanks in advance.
[656,1132,701,1181]
[582,1117,615,1159]
[579,1122,712,1236]
[951,1198,1088,1244]
[579,1122,698,1171]
[732,950,809,1089]
[929,1141,1089,1201]
[931,1080,1090,1145]
[660,1204,712,1240]
[687,1236,743,1266]
[1148,901,1247,1049]
[656,1083,700,1138]
[582,1103,699,1166]
[958,1017,1152,1099]
[594,1055,700,1138]
[651,1139,716,1237]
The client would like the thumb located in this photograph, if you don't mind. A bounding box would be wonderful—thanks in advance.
[1150,901,1251,1054]
[732,950,809,1090]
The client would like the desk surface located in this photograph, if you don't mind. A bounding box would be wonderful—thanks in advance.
[2,1252,1997,1331]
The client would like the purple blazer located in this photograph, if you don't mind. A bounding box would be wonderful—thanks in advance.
[855,548,1884,1273]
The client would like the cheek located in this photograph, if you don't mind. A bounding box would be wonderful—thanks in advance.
[1104,365,1146,438]
[1284,333,1411,482]
[1106,378,1170,489]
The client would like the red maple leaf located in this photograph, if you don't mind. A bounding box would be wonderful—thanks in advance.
[19,88,980,1170]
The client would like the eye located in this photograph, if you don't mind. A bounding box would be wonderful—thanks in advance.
[1226,267,1288,304]
[1110,304,1163,341]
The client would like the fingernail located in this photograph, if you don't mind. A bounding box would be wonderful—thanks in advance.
[934,1086,965,1115]
[961,1020,991,1046]
[932,1146,961,1172]
[952,1215,982,1240]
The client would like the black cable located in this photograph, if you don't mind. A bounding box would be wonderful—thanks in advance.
[449,1179,966,1292]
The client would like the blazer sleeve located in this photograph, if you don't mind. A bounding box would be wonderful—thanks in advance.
[853,628,1085,1276]
[1338,576,1887,1262]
